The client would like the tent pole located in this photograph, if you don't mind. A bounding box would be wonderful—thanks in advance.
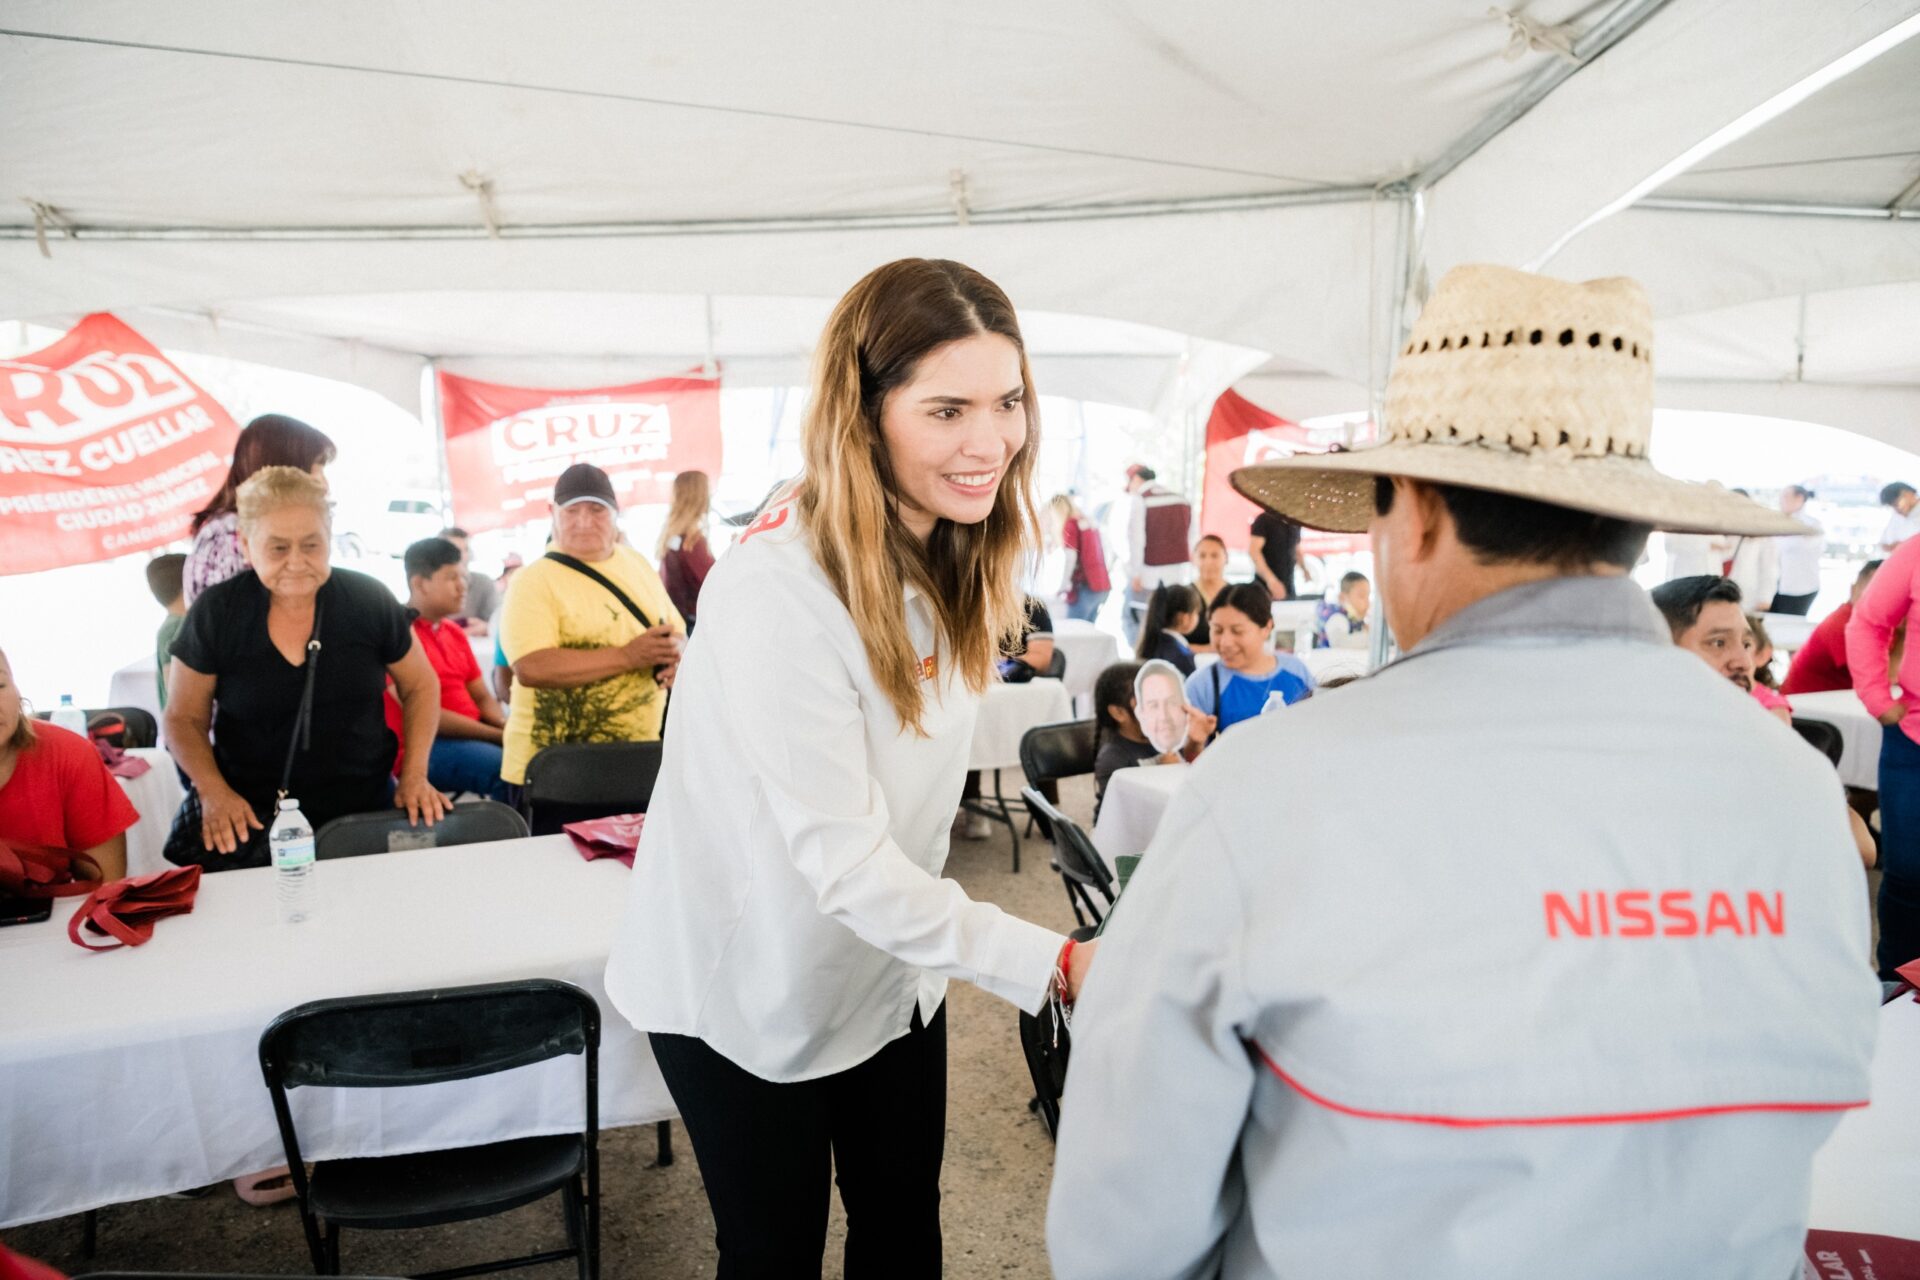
[421,358,452,525]
[1367,191,1423,674]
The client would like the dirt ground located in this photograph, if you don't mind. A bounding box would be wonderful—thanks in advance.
[7,772,1093,1279]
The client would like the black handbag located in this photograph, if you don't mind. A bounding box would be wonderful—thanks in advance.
[163,600,324,871]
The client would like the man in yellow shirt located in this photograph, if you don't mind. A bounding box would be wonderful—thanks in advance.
[499,463,686,787]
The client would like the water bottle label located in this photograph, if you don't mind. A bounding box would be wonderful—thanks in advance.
[273,837,315,870]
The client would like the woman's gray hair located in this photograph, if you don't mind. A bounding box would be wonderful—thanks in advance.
[235,465,331,536]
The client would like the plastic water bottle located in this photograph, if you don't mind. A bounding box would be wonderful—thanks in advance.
[1262,690,1292,716]
[270,799,316,924]
[50,695,87,736]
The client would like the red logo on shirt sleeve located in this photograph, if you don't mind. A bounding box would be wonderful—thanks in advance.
[738,504,790,543]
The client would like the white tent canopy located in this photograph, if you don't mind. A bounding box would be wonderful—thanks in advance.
[2,0,1918,442]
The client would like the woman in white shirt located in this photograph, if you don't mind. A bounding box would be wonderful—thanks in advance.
[1771,483,1824,615]
[605,259,1093,1277]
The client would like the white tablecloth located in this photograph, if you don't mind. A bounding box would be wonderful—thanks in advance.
[1807,994,1920,1237]
[969,679,1074,771]
[1756,611,1818,653]
[1091,762,1189,873]
[1052,619,1121,709]
[116,747,185,878]
[106,655,162,724]
[1791,689,1883,791]
[0,834,672,1228]
[1270,599,1321,649]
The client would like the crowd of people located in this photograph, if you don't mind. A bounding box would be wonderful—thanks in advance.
[0,257,1902,1279]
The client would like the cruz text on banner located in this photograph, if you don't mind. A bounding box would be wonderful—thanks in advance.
[437,369,722,535]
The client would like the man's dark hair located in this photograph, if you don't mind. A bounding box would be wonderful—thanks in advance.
[1784,483,1814,501]
[1373,477,1651,570]
[404,536,464,586]
[1130,465,1156,482]
[1881,483,1914,507]
[144,553,186,607]
[1860,558,1885,583]
[1650,575,1743,640]
[438,526,470,541]
[1339,571,1368,591]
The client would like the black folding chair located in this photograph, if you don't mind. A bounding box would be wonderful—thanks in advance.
[260,980,602,1279]
[1022,787,1116,931]
[35,706,159,749]
[521,741,663,837]
[1018,720,1099,844]
[1792,716,1845,768]
[314,800,530,860]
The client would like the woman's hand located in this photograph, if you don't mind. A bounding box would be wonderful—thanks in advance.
[1185,706,1218,749]
[1066,937,1099,1002]
[1879,703,1907,727]
[201,785,264,854]
[394,774,451,827]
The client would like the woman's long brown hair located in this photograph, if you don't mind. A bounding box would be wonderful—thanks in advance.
[656,469,712,559]
[798,259,1041,735]
[192,414,336,532]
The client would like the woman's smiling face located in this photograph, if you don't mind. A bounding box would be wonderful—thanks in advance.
[878,333,1027,542]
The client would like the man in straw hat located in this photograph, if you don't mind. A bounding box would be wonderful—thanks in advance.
[1048,266,1879,1279]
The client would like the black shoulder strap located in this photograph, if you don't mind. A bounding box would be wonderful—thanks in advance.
[544,551,654,630]
[278,596,323,801]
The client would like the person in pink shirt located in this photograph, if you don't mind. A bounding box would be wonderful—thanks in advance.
[1846,533,1920,976]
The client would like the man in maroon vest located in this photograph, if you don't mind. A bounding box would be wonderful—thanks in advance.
[1122,464,1193,644]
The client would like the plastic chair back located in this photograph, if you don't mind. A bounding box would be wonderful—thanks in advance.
[522,740,663,836]
[312,800,528,860]
[261,979,598,1091]
[1018,720,1097,841]
[1791,717,1845,768]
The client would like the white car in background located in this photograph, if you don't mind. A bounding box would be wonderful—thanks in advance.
[339,490,449,558]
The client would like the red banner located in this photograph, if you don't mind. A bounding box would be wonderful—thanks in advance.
[1200,389,1372,556]
[1,314,241,576]
[437,369,722,535]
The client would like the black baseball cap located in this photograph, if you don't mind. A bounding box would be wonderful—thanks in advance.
[552,463,618,511]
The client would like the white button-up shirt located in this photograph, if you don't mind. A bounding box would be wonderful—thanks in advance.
[1777,512,1825,598]
[605,491,1064,1082]
[1049,575,1879,1280]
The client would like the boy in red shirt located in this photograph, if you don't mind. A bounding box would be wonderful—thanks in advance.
[399,537,512,802]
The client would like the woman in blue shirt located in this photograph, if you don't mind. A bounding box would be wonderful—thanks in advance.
[1184,582,1313,736]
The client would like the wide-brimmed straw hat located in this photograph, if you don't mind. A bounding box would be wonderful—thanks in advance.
[1231,265,1804,536]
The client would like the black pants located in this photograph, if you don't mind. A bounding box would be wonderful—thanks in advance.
[1770,590,1817,616]
[649,1004,947,1280]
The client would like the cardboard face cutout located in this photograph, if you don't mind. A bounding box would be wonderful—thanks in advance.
[1134,659,1190,755]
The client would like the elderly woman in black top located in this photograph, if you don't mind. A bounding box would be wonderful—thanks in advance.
[165,466,449,866]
